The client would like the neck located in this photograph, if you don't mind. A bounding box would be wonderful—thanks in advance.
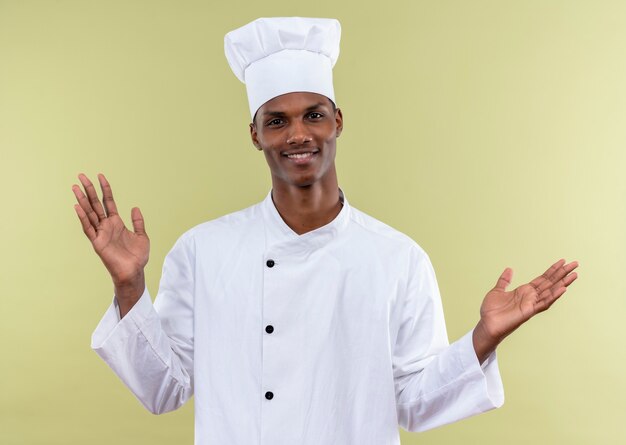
[271,173,342,235]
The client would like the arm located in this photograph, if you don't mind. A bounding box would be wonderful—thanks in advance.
[73,173,194,413]
[394,251,578,432]
[393,249,504,432]
[90,234,195,414]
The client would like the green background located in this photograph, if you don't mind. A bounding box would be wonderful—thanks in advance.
[1,1,624,443]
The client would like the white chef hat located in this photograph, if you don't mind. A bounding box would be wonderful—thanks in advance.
[224,17,341,120]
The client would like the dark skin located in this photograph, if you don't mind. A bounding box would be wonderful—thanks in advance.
[250,92,344,235]
[72,91,579,363]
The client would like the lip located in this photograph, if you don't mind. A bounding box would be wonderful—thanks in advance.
[282,149,319,165]
[282,148,320,156]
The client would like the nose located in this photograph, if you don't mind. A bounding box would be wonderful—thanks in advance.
[286,120,312,145]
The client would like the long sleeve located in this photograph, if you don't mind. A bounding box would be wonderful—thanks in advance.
[393,248,504,432]
[91,233,195,414]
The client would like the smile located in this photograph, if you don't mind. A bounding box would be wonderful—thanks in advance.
[286,152,316,159]
[282,150,319,165]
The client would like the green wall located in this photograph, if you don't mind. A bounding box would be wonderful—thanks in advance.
[1,1,624,443]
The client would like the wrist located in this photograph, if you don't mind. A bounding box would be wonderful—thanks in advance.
[113,272,145,310]
[113,270,144,290]
[473,320,503,365]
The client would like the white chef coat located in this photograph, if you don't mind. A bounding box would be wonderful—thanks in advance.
[92,190,504,445]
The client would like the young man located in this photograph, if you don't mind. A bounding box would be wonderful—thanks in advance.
[72,17,578,445]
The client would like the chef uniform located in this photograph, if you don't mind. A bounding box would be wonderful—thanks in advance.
[92,17,504,445]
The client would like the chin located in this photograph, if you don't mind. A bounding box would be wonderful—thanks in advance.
[282,171,320,188]
[291,178,317,188]
[272,166,332,189]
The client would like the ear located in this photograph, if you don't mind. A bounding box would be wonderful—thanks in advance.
[335,108,343,138]
[249,122,262,151]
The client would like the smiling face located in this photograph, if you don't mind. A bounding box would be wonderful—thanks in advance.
[250,92,343,190]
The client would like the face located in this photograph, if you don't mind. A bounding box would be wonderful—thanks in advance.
[250,92,343,189]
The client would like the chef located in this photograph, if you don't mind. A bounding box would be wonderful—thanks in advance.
[72,17,579,445]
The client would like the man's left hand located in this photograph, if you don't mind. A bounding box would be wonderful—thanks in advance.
[472,259,579,364]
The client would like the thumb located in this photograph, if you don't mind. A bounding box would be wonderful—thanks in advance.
[131,207,146,235]
[494,267,513,291]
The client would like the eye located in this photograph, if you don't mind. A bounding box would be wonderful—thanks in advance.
[265,118,284,127]
[308,112,324,119]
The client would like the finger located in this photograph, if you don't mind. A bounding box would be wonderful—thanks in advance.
[529,259,566,289]
[535,286,568,313]
[536,261,579,294]
[563,270,578,286]
[73,204,97,241]
[131,207,146,235]
[493,267,513,291]
[78,173,106,221]
[548,261,579,284]
[537,271,578,311]
[98,173,119,217]
[72,183,100,228]
[539,271,578,299]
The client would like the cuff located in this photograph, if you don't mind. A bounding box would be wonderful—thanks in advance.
[456,330,505,410]
[91,287,153,349]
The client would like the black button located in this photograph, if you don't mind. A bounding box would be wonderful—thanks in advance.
[265,391,274,400]
[265,325,274,334]
[266,259,275,268]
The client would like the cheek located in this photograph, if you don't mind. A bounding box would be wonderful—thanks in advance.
[256,134,278,156]
[261,146,283,171]
[323,137,337,157]
[257,132,282,152]
[261,149,275,164]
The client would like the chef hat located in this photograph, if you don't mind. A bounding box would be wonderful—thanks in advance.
[224,17,341,120]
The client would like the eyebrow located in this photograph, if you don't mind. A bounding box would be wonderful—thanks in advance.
[261,102,329,118]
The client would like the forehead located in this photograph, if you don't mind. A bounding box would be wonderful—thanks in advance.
[256,92,333,116]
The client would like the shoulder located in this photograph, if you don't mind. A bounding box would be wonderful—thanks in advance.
[348,206,425,252]
[346,205,430,264]
[174,200,264,248]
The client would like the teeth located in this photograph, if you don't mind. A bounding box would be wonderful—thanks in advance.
[287,152,314,159]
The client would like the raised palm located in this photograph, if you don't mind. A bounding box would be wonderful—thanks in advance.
[479,259,578,341]
[72,173,149,286]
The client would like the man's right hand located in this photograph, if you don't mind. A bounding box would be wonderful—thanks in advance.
[72,173,149,317]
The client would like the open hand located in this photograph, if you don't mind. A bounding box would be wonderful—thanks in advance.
[72,173,149,306]
[473,259,579,363]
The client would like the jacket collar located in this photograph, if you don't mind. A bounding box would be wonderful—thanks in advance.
[261,188,351,254]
